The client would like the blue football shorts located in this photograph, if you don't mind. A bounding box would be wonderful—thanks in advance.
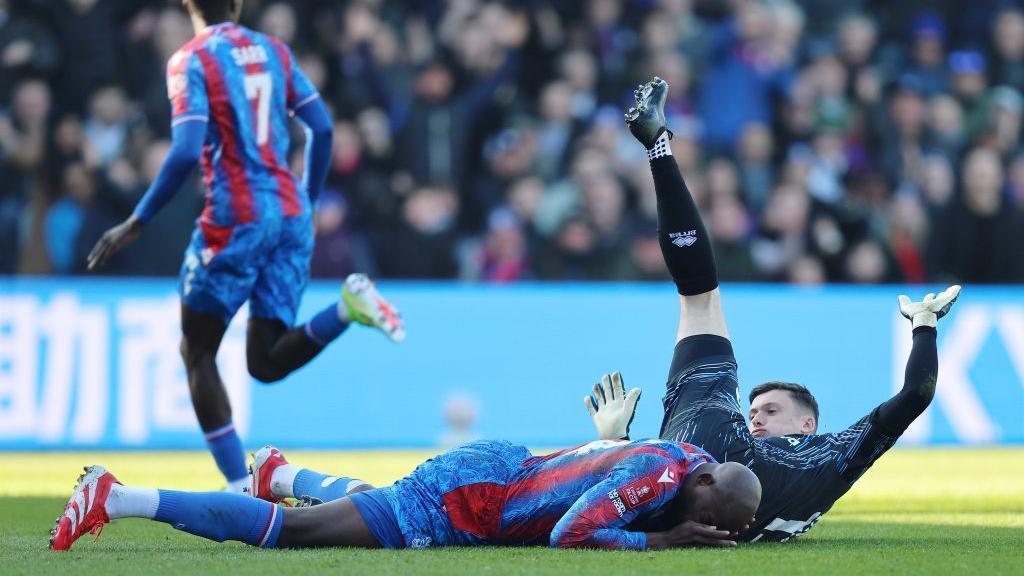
[179,213,314,326]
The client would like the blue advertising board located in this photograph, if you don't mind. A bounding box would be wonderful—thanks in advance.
[1,279,1021,449]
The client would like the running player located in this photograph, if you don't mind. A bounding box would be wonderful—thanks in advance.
[582,77,961,542]
[86,0,405,493]
[49,439,760,551]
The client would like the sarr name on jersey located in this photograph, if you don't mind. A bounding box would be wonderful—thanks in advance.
[231,45,268,67]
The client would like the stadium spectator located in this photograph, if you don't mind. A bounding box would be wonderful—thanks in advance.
[83,85,130,167]
[990,7,1024,89]
[50,0,120,113]
[375,185,459,279]
[902,13,948,98]
[699,0,795,151]
[4,77,50,273]
[466,207,530,283]
[310,190,377,279]
[708,192,758,281]
[0,0,59,103]
[949,49,991,140]
[536,215,607,280]
[929,147,1024,283]
[735,122,774,212]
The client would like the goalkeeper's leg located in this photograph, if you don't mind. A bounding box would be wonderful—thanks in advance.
[625,77,728,342]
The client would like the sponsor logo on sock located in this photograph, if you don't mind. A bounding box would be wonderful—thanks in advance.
[670,230,698,247]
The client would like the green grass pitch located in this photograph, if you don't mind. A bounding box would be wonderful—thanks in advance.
[1,448,1021,575]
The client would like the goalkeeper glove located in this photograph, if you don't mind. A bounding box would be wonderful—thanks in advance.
[584,372,642,440]
[898,285,961,329]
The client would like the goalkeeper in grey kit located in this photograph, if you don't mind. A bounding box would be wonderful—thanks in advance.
[583,76,962,543]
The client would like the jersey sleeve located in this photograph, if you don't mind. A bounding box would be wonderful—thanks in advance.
[269,39,319,114]
[832,409,899,483]
[166,50,209,127]
[549,454,681,550]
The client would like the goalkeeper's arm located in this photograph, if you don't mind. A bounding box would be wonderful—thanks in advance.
[875,285,961,433]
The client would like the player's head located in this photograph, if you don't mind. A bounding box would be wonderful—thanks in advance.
[748,381,819,437]
[183,0,243,24]
[679,462,761,533]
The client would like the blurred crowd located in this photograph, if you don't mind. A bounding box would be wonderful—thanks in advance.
[2,0,1023,284]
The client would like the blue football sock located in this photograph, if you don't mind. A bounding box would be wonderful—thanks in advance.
[303,302,349,346]
[155,490,283,547]
[293,468,368,503]
[204,424,249,484]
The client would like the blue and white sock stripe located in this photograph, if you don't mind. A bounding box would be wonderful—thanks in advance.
[257,503,283,548]
[204,423,236,441]
[304,321,329,346]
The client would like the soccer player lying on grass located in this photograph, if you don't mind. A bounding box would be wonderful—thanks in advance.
[50,439,760,551]
[580,76,962,543]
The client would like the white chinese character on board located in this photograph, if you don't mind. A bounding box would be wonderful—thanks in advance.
[118,297,250,444]
[0,293,108,443]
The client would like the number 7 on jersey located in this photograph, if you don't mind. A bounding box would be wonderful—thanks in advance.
[244,72,271,145]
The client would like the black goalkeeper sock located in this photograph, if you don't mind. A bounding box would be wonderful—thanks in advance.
[650,153,719,296]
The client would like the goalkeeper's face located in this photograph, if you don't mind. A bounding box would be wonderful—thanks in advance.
[747,389,817,438]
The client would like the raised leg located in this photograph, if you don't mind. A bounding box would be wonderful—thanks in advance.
[625,77,729,342]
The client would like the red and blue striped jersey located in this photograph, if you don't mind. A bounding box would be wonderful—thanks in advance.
[441,439,714,550]
[166,22,319,227]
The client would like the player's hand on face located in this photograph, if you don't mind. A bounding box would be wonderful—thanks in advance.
[664,520,737,548]
[87,217,143,271]
[898,285,961,329]
[583,371,642,441]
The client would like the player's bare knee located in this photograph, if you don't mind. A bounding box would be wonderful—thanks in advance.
[247,360,285,384]
[179,337,215,370]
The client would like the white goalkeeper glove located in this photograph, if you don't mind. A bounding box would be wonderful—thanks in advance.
[584,372,642,440]
[898,285,961,329]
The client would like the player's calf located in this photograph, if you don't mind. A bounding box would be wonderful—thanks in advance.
[245,273,406,385]
[50,464,383,551]
[51,465,285,551]
[50,465,283,551]
[180,308,249,492]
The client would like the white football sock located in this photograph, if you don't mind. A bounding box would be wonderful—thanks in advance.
[105,485,159,520]
[270,463,300,499]
[647,130,672,160]
[336,299,352,323]
[225,477,249,494]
